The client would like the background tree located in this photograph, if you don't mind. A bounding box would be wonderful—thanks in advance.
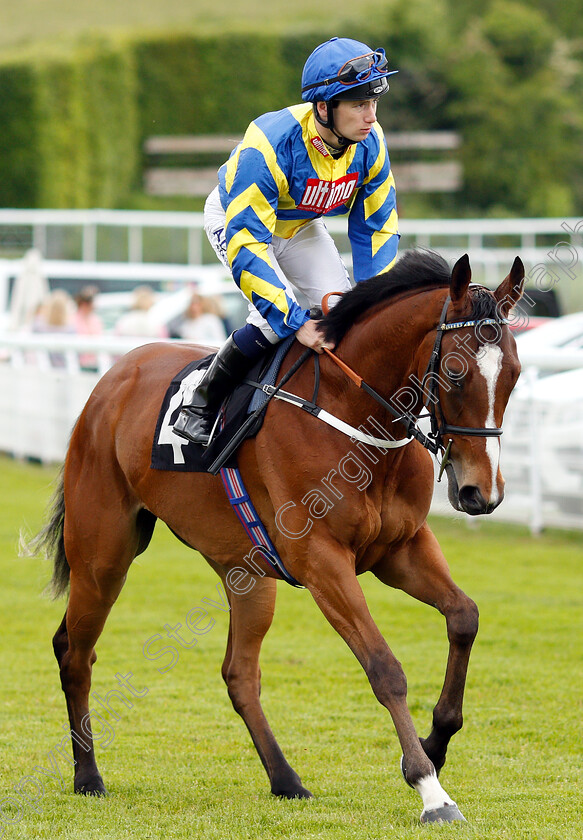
[446,0,583,216]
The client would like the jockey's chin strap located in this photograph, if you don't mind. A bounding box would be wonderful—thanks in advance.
[323,294,510,466]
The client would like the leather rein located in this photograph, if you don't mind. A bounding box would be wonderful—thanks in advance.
[322,292,509,467]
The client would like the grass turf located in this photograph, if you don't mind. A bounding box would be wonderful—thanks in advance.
[0,454,581,839]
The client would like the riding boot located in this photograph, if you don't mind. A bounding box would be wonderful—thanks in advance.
[173,334,255,445]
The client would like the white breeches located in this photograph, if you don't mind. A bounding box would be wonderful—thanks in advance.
[204,186,351,342]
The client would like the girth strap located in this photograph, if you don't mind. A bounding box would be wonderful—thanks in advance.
[220,465,303,587]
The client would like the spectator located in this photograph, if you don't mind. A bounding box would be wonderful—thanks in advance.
[203,293,234,335]
[74,286,103,371]
[167,293,227,346]
[32,289,75,367]
[33,289,75,335]
[74,286,103,337]
[114,286,168,338]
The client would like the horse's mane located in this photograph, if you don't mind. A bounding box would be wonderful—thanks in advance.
[321,249,498,345]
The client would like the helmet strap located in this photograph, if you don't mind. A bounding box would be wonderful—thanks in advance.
[312,103,355,150]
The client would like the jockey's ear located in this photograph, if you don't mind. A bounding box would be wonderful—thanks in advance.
[494,256,525,318]
[449,254,472,315]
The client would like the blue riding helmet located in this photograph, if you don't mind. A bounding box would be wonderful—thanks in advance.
[301,37,397,147]
[301,37,397,103]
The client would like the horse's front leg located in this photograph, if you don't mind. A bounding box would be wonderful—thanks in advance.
[373,522,479,779]
[302,547,466,824]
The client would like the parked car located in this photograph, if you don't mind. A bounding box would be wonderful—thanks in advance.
[515,311,583,351]
[95,284,247,336]
[502,366,583,515]
[507,286,560,334]
[0,257,247,335]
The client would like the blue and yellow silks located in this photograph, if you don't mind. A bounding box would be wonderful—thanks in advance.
[218,103,399,338]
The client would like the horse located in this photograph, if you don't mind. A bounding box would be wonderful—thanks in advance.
[29,249,524,824]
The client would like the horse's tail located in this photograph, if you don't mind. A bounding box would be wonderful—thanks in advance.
[20,465,70,599]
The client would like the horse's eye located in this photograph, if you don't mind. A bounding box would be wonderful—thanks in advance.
[446,371,465,389]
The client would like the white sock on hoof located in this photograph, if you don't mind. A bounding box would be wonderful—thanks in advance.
[415,771,456,812]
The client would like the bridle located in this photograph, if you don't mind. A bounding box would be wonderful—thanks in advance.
[322,290,510,474]
[419,293,509,477]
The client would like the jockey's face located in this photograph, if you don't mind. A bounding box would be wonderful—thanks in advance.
[316,98,379,147]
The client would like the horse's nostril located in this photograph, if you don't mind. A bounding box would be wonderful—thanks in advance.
[458,485,487,516]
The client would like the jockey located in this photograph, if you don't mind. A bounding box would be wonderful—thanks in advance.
[174,36,400,445]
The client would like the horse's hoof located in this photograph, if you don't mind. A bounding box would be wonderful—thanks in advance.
[272,784,313,799]
[74,778,108,796]
[420,803,466,823]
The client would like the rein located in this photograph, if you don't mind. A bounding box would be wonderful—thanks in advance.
[323,293,510,468]
[209,290,510,477]
[322,347,441,454]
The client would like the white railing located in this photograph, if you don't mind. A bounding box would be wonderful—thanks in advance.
[2,210,582,313]
[1,331,582,532]
[2,220,583,319]
[0,209,210,264]
[0,334,151,464]
[0,333,156,377]
[1,207,582,260]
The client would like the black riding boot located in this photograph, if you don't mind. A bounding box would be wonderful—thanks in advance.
[173,335,254,445]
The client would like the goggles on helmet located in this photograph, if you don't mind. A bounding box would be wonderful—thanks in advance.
[301,50,389,94]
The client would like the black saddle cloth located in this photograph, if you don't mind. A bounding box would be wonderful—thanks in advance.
[151,337,296,473]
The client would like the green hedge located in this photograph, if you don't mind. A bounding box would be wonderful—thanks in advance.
[0,61,40,207]
[0,31,329,208]
[0,30,343,209]
[134,32,297,138]
[0,40,138,208]
[2,21,580,215]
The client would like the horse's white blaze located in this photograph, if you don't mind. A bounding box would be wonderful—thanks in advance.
[415,772,455,812]
[477,344,503,504]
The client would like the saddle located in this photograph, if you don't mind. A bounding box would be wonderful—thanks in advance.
[151,337,296,473]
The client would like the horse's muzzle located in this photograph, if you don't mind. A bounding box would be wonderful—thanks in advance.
[457,484,504,516]
[445,464,504,516]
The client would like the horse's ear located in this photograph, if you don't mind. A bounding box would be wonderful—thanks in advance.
[494,256,525,317]
[450,254,472,314]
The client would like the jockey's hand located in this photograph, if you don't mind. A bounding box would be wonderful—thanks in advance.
[295,319,334,354]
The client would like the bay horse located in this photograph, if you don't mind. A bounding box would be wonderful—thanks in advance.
[30,250,524,824]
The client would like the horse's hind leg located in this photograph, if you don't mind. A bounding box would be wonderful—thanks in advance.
[374,523,479,778]
[52,609,104,793]
[56,494,153,794]
[220,575,312,799]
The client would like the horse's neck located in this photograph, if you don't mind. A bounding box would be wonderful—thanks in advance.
[343,291,442,386]
[331,290,445,428]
